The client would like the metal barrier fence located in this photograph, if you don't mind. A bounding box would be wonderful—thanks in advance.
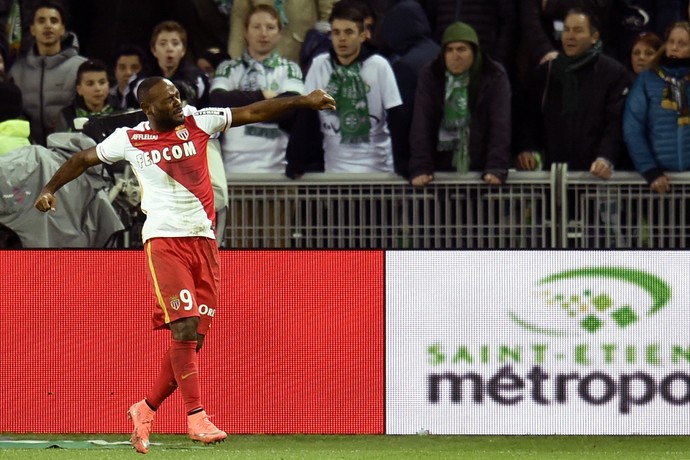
[226,168,690,249]
[225,170,557,249]
[561,167,690,249]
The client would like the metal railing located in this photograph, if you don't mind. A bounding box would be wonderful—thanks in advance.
[226,167,690,249]
[561,167,690,249]
[225,170,557,249]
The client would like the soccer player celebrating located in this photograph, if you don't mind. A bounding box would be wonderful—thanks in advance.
[34,76,335,454]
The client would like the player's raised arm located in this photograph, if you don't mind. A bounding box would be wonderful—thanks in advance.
[230,89,336,127]
[34,146,103,213]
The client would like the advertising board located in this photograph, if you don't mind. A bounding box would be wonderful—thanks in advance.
[386,251,690,434]
[0,250,384,434]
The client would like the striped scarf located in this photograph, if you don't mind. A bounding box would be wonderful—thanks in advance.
[438,71,470,173]
[656,65,690,126]
[240,51,282,91]
[240,51,282,139]
[326,59,371,144]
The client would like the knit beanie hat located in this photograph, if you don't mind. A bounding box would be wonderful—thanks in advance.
[441,21,480,49]
[0,81,23,122]
[440,21,483,108]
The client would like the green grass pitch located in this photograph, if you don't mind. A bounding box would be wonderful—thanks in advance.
[1,434,690,459]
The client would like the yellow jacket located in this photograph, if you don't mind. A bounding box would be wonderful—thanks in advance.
[0,119,30,155]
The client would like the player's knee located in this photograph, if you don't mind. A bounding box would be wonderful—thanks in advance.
[170,316,200,341]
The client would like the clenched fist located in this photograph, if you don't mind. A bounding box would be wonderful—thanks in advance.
[35,192,57,213]
[305,89,336,111]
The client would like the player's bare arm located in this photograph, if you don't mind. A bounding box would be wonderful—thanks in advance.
[34,146,103,212]
[230,89,336,127]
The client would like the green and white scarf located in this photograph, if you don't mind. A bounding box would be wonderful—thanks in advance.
[6,0,21,59]
[326,59,371,144]
[240,51,282,139]
[274,0,288,27]
[240,51,281,91]
[75,104,114,118]
[438,71,470,173]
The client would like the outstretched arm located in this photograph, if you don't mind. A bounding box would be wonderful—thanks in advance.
[230,89,335,127]
[34,146,103,212]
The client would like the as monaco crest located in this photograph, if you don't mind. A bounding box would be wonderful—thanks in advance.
[170,295,181,310]
[176,128,189,141]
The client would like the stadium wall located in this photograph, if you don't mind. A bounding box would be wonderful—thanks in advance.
[0,250,384,434]
[3,250,689,435]
[385,251,690,435]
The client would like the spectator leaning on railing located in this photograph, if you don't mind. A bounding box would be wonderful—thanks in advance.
[377,0,441,180]
[210,3,304,175]
[210,4,305,248]
[408,21,511,187]
[516,8,632,178]
[624,21,690,193]
[285,1,403,176]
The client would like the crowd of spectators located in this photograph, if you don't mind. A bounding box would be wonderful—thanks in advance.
[2,0,690,193]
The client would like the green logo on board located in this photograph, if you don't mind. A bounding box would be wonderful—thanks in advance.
[509,267,671,336]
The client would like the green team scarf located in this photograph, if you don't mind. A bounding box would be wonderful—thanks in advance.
[71,104,114,132]
[6,0,21,60]
[326,59,371,144]
[274,0,288,27]
[240,51,282,139]
[75,105,114,118]
[240,51,281,91]
[438,70,470,173]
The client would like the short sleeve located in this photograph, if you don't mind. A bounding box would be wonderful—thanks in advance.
[211,59,242,92]
[96,127,130,164]
[191,107,233,134]
[282,61,305,94]
[378,58,402,110]
[304,55,329,93]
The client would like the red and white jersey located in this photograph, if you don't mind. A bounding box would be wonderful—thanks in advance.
[96,107,232,242]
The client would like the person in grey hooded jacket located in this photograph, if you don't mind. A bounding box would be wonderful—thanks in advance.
[8,1,87,145]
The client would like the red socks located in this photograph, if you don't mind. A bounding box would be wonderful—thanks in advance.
[144,339,203,414]
[169,339,202,414]
[144,347,178,410]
